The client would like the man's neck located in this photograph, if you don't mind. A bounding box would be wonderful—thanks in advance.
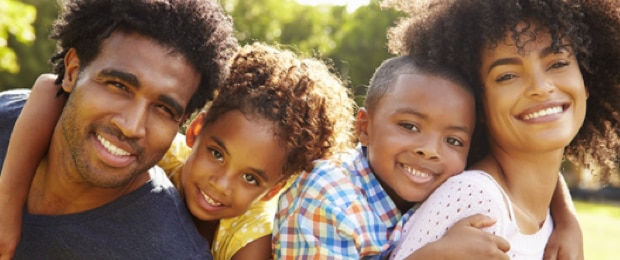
[27,150,150,215]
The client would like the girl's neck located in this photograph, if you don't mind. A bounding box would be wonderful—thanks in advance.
[193,217,220,247]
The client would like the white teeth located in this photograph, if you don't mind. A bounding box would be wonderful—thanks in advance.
[96,134,130,156]
[523,106,563,120]
[200,189,222,207]
[402,164,431,177]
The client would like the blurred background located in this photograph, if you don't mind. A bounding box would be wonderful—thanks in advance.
[1,0,618,258]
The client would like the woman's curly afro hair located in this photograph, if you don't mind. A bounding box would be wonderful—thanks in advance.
[384,0,620,181]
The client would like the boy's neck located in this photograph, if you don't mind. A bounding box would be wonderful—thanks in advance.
[375,176,415,213]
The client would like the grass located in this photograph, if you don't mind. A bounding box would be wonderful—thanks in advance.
[574,200,620,260]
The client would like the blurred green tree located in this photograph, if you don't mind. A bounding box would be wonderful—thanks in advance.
[222,0,404,106]
[0,0,36,74]
[0,0,57,91]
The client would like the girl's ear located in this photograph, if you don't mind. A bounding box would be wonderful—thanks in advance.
[185,112,206,148]
[355,108,370,146]
[62,48,80,93]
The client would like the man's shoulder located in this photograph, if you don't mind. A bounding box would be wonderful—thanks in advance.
[0,89,30,167]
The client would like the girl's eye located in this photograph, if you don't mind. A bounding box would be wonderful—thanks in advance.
[496,73,517,83]
[446,137,464,147]
[399,122,419,132]
[242,174,259,186]
[209,148,224,162]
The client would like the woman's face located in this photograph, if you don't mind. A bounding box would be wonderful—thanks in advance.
[479,27,588,154]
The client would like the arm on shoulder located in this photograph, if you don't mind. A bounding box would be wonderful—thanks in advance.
[392,171,510,259]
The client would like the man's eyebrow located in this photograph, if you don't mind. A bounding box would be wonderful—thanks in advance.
[99,69,139,87]
[99,69,185,118]
[211,136,269,182]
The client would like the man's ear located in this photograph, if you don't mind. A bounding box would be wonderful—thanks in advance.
[185,112,206,148]
[62,48,80,93]
[355,108,370,146]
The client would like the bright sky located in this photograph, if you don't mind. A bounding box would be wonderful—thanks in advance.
[296,0,371,12]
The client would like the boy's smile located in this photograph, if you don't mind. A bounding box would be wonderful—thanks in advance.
[357,73,475,206]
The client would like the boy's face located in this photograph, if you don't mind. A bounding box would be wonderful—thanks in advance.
[182,110,287,220]
[357,73,475,204]
[58,31,199,188]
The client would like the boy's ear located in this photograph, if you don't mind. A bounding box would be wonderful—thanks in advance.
[261,178,288,201]
[185,112,206,148]
[355,108,370,146]
[62,48,80,93]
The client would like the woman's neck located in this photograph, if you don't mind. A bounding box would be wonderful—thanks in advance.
[472,146,562,233]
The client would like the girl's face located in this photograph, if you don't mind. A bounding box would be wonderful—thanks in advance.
[479,26,588,154]
[182,110,287,221]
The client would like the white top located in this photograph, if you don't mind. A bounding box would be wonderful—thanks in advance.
[391,170,554,260]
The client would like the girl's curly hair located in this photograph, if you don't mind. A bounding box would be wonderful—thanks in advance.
[203,43,356,177]
[384,0,620,181]
[49,0,238,114]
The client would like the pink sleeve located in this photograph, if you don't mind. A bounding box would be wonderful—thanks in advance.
[391,171,510,259]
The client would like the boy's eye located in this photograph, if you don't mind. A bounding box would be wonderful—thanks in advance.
[242,174,259,186]
[446,137,464,147]
[399,122,419,132]
[209,148,224,162]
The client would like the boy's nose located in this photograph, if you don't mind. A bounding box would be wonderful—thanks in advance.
[414,142,440,160]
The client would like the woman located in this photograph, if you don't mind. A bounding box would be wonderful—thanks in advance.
[385,0,620,259]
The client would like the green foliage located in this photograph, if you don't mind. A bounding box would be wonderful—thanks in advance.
[0,0,37,74]
[2,0,405,100]
[0,0,57,91]
[222,0,404,106]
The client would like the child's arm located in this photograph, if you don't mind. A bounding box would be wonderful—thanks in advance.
[543,174,584,260]
[0,74,65,260]
[403,214,510,259]
[156,133,189,192]
[230,235,271,260]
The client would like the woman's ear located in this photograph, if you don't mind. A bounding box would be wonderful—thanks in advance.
[355,108,370,146]
[185,112,206,148]
[62,48,80,93]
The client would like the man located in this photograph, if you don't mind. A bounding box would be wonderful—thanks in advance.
[0,0,237,258]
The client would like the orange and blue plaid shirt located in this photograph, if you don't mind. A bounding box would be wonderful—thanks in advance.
[273,145,414,259]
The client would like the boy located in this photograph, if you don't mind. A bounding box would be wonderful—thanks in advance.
[272,55,508,259]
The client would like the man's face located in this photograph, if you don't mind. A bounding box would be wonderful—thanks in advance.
[58,31,200,188]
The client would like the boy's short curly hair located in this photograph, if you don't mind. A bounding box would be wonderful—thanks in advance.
[49,0,238,114]
[203,43,356,176]
[384,0,620,178]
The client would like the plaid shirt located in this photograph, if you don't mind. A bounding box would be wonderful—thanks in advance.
[273,145,414,259]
